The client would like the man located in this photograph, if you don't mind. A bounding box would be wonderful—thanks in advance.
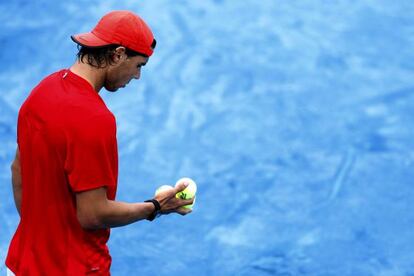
[5,10,193,275]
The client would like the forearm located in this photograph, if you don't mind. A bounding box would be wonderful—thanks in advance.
[79,199,155,229]
[99,200,155,228]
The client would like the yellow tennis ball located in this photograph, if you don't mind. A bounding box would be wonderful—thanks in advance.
[155,185,174,196]
[175,177,197,209]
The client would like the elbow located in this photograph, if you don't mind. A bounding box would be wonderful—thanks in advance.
[75,188,110,229]
[77,211,104,230]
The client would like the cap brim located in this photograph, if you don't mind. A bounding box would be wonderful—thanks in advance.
[71,32,112,47]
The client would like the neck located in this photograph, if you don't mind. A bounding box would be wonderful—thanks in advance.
[69,60,106,92]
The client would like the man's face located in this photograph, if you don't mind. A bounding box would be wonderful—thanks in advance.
[104,54,149,92]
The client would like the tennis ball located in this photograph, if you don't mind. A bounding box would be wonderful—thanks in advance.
[155,185,174,196]
[175,177,197,209]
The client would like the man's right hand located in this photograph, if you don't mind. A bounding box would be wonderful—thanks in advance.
[154,182,194,216]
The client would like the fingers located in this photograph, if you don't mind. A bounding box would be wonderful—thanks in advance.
[181,196,194,206]
[176,207,192,216]
[175,196,195,216]
[159,204,192,216]
[171,196,194,210]
[174,181,189,193]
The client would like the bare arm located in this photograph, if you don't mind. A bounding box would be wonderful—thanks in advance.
[11,148,22,216]
[76,182,193,229]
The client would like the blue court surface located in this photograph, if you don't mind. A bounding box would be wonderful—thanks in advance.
[1,1,414,275]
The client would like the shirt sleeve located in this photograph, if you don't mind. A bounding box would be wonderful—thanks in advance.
[65,113,118,193]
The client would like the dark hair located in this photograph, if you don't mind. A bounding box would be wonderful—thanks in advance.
[76,44,148,68]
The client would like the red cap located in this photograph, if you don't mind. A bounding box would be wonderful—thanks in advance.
[71,10,155,57]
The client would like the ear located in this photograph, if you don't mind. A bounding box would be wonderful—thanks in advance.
[112,46,127,63]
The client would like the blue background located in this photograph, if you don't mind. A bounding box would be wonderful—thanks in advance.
[1,1,414,275]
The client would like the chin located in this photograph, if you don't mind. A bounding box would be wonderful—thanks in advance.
[104,85,119,92]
